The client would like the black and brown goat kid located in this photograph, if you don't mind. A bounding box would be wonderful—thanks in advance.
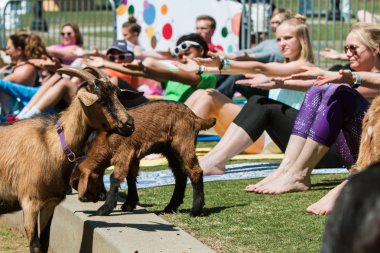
[71,101,216,217]
[0,66,141,253]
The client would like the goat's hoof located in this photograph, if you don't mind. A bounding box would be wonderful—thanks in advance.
[96,205,113,216]
[190,208,202,217]
[121,203,136,212]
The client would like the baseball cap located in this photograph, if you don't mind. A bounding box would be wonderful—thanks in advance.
[106,40,134,62]
[106,40,133,55]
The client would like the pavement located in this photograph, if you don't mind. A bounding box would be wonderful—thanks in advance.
[0,192,216,253]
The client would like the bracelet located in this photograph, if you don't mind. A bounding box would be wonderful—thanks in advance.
[196,65,206,75]
[351,73,361,88]
[223,59,231,70]
[218,59,225,74]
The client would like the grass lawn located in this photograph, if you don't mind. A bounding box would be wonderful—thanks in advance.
[136,173,347,253]
[0,222,28,252]
[0,137,348,253]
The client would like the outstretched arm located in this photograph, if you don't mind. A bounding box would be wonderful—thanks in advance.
[173,53,314,77]
[236,74,314,92]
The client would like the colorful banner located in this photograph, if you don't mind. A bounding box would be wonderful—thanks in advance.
[116,0,242,53]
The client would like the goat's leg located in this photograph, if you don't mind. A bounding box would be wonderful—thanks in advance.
[39,202,57,253]
[121,161,139,212]
[182,153,205,217]
[22,205,41,253]
[97,173,120,215]
[164,153,187,214]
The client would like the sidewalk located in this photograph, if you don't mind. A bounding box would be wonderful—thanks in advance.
[0,192,216,253]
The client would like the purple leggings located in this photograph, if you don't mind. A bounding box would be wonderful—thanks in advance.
[293,84,370,167]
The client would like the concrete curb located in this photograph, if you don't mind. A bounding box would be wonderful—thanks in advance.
[0,193,216,253]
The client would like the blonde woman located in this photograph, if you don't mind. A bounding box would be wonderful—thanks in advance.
[174,16,341,173]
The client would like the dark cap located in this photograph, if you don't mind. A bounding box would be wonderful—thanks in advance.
[106,40,132,55]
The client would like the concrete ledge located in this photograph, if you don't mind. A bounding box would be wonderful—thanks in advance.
[0,193,215,253]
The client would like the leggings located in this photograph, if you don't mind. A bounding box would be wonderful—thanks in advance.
[233,95,343,168]
[293,84,370,167]
[0,79,39,106]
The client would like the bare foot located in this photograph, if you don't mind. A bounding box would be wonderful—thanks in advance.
[246,171,310,194]
[200,157,225,176]
[245,162,292,191]
[245,168,284,191]
[306,180,348,215]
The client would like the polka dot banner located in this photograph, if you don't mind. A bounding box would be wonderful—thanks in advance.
[161,4,168,15]
[143,3,156,25]
[162,23,172,40]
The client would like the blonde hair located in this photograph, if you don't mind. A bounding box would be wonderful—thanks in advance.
[350,22,380,57]
[279,14,314,63]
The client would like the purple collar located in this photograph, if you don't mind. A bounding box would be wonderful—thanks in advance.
[56,120,84,162]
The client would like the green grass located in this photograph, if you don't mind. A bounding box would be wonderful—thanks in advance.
[116,140,348,253]
[135,173,347,253]
[0,222,27,252]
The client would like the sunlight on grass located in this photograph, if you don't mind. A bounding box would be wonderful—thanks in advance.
[136,173,347,253]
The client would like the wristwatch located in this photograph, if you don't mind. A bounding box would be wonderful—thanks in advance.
[351,73,361,88]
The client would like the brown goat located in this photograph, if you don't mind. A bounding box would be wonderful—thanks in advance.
[350,96,380,173]
[71,101,216,217]
[0,66,140,253]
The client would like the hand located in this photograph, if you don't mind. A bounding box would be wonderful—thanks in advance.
[319,48,340,59]
[235,74,283,90]
[123,61,145,71]
[84,56,104,68]
[314,69,354,86]
[28,55,62,72]
[171,58,199,73]
[286,66,325,81]
[193,51,221,68]
[319,48,347,60]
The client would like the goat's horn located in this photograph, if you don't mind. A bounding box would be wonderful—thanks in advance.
[84,66,109,80]
[57,67,97,84]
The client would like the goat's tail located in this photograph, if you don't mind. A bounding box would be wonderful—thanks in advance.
[196,117,216,131]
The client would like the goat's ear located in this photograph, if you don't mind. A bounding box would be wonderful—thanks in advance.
[120,89,144,100]
[78,173,89,198]
[77,90,99,106]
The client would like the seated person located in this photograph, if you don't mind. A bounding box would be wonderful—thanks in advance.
[46,23,83,65]
[87,33,217,103]
[14,42,141,119]
[0,31,48,117]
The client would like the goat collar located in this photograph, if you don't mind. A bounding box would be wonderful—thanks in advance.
[56,120,85,163]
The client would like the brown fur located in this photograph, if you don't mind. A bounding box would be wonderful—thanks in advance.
[72,100,216,216]
[350,96,380,173]
[0,67,139,253]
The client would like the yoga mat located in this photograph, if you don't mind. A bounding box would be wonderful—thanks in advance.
[103,162,347,189]
[139,149,284,167]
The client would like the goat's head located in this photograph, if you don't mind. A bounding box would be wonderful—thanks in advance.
[57,66,143,136]
[71,163,106,202]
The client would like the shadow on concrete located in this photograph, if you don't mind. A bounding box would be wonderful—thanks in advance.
[79,218,180,252]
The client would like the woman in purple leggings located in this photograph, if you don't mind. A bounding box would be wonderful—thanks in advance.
[249,23,380,215]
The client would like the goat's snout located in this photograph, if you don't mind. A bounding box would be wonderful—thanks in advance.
[118,116,135,136]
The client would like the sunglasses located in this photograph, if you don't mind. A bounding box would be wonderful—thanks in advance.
[171,41,201,56]
[107,53,134,62]
[344,44,359,54]
[60,32,72,37]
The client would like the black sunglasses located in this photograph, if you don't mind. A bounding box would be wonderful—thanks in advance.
[60,32,72,37]
[107,53,134,62]
[344,44,359,54]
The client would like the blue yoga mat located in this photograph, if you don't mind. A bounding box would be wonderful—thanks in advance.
[103,162,347,189]
[196,134,221,142]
